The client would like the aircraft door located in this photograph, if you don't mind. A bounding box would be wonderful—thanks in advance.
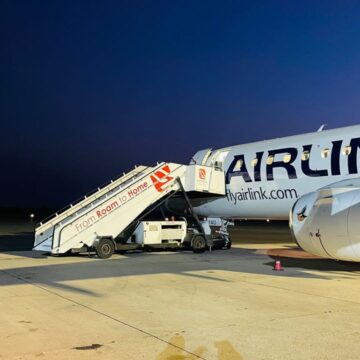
[207,150,230,171]
[190,149,213,165]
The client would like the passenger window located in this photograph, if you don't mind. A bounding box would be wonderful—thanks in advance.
[266,155,274,165]
[301,151,310,161]
[283,153,292,163]
[251,158,258,167]
[321,148,330,158]
[342,146,352,156]
[234,159,243,171]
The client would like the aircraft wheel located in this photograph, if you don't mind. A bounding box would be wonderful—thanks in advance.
[192,235,206,253]
[96,238,115,259]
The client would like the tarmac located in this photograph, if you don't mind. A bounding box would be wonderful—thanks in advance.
[1,220,360,360]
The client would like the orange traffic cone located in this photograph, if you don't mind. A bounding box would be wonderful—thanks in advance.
[273,259,284,271]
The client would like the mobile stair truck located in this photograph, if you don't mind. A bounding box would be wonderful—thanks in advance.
[33,162,226,258]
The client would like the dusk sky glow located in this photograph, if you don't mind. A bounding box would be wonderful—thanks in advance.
[1,1,360,207]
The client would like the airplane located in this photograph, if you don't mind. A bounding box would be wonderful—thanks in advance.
[173,124,360,262]
[34,124,360,262]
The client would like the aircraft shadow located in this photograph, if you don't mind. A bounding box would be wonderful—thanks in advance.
[265,255,360,273]
[1,220,359,296]
[1,245,359,297]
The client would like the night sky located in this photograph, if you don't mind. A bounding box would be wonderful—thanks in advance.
[1,1,360,208]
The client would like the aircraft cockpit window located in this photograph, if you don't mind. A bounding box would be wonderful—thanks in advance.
[342,146,352,156]
[301,151,310,161]
[321,148,330,158]
[251,158,258,167]
[234,159,243,171]
[283,153,292,163]
[266,155,274,165]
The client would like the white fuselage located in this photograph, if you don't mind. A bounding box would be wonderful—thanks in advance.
[193,125,360,220]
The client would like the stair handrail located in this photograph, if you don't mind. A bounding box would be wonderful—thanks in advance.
[54,162,184,250]
[36,164,154,228]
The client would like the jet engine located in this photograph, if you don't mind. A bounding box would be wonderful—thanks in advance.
[290,178,360,261]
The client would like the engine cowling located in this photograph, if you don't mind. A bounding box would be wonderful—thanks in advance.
[290,179,360,262]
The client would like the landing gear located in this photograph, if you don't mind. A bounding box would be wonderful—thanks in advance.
[96,238,115,259]
[192,235,206,253]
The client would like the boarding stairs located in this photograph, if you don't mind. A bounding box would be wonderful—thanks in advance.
[33,162,225,255]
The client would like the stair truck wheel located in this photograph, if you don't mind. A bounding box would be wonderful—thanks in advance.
[192,235,206,253]
[96,238,115,259]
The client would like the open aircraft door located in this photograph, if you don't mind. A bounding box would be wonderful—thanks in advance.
[191,148,213,165]
[205,149,230,171]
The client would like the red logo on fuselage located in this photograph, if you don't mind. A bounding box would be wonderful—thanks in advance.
[150,164,174,192]
[199,168,206,180]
